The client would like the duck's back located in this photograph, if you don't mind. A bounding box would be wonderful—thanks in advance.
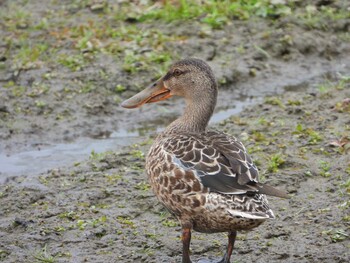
[146,130,275,233]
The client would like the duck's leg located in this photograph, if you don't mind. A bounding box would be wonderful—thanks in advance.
[218,231,237,263]
[182,226,192,263]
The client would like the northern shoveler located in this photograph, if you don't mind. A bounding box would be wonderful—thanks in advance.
[121,58,288,263]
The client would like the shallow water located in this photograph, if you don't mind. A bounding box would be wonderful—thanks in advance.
[0,96,260,182]
[0,132,140,180]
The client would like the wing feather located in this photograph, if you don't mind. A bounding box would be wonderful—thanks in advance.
[161,130,288,198]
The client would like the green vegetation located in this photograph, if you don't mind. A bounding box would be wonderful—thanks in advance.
[322,229,349,243]
[0,4,32,30]
[33,245,56,263]
[296,4,350,30]
[2,0,348,79]
[287,99,302,106]
[162,219,178,227]
[130,149,145,159]
[0,250,10,261]
[264,97,285,108]
[117,216,136,228]
[340,177,350,196]
[89,150,113,162]
[319,160,331,177]
[318,75,350,94]
[267,153,285,173]
[115,84,126,93]
[293,123,323,145]
[14,42,49,69]
[134,181,151,191]
[251,130,266,142]
[138,0,294,28]
[35,100,47,108]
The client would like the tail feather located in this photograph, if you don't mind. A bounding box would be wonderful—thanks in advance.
[257,183,290,199]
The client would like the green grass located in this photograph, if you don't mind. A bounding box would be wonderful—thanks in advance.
[0,4,32,30]
[115,84,126,93]
[137,0,295,28]
[251,130,266,142]
[3,0,349,78]
[4,81,26,97]
[322,229,349,243]
[287,99,302,106]
[267,153,285,173]
[122,49,172,75]
[134,181,151,191]
[58,54,87,71]
[162,219,178,227]
[296,5,350,30]
[319,160,331,177]
[317,77,349,93]
[112,0,350,31]
[14,42,49,69]
[33,245,56,263]
[264,97,285,108]
[117,216,136,228]
[293,123,323,145]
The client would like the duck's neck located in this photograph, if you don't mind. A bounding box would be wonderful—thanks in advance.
[164,94,217,134]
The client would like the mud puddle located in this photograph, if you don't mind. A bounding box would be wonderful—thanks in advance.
[0,130,140,183]
[0,94,260,182]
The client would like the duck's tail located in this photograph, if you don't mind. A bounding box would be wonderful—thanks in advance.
[256,182,290,199]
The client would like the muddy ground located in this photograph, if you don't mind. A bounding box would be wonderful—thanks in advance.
[0,0,350,262]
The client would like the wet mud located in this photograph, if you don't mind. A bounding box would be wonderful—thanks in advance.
[0,0,350,262]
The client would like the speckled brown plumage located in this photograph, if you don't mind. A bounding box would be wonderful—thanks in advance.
[146,131,274,234]
[122,58,288,263]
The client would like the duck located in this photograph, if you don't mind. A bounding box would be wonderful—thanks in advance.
[121,58,288,263]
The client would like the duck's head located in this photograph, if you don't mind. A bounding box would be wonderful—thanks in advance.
[121,58,217,109]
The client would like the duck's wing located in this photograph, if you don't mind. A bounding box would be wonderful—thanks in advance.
[162,131,288,198]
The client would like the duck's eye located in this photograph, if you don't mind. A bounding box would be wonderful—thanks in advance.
[173,69,183,77]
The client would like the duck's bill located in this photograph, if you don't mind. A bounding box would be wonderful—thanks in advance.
[121,78,172,109]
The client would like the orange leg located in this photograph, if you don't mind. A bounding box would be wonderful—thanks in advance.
[182,227,192,263]
[218,231,237,263]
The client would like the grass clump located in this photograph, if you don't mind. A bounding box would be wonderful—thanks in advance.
[137,0,295,28]
[162,219,178,227]
[267,153,285,173]
[58,54,88,72]
[117,216,136,228]
[264,97,285,108]
[32,245,56,263]
[0,4,32,30]
[319,161,331,177]
[14,43,49,69]
[296,5,350,30]
[322,229,349,243]
[293,123,323,145]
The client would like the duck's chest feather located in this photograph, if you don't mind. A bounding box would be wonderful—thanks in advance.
[145,131,274,232]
